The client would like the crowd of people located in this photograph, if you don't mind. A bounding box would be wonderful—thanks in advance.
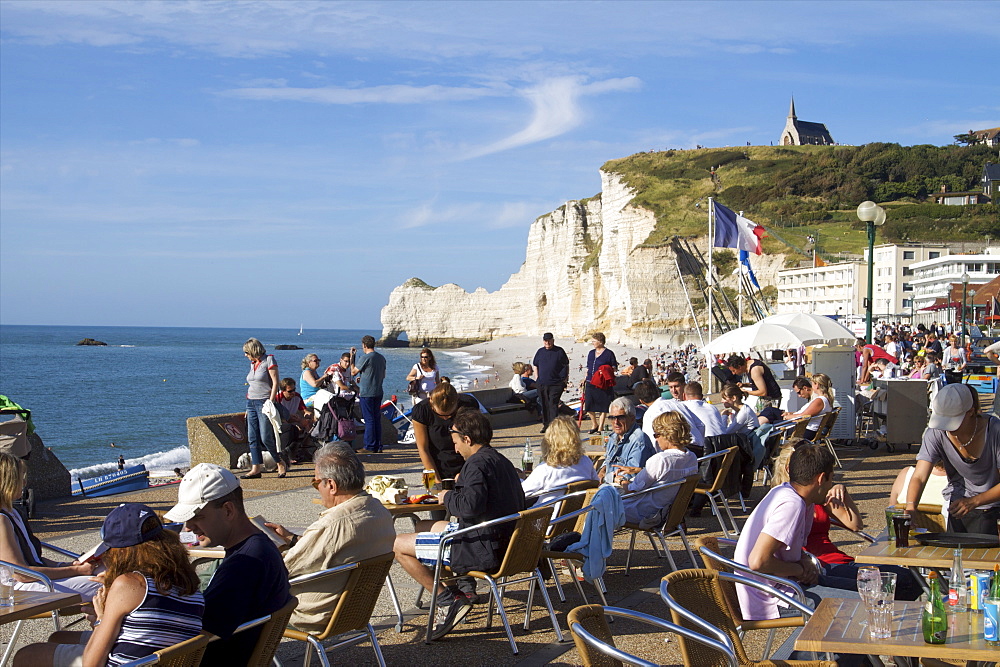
[3,325,997,664]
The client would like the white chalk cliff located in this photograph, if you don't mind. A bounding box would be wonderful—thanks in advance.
[380,170,785,346]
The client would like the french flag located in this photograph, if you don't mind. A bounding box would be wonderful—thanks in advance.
[713,201,765,255]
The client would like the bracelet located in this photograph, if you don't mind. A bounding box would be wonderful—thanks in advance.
[288,535,299,548]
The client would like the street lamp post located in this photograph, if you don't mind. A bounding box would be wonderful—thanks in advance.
[961,271,970,347]
[857,201,887,344]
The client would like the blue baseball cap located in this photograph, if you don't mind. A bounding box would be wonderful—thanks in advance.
[99,503,164,555]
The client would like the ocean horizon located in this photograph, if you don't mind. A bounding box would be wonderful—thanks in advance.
[0,324,494,480]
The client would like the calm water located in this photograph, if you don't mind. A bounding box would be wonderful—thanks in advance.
[0,325,489,478]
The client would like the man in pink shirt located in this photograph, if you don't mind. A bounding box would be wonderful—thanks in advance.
[734,445,836,620]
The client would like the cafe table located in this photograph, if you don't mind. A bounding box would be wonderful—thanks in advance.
[854,537,1000,571]
[795,598,997,663]
[0,589,81,625]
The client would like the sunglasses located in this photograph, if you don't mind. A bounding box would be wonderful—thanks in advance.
[311,478,326,490]
[608,414,628,421]
[449,427,467,437]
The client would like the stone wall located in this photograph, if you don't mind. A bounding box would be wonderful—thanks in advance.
[380,170,786,347]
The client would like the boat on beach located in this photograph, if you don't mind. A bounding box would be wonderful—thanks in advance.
[72,464,150,498]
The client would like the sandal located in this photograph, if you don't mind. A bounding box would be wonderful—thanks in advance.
[241,472,261,479]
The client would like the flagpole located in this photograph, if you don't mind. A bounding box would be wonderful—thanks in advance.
[708,197,714,344]
[738,211,745,326]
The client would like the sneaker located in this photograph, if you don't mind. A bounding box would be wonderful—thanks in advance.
[430,595,472,640]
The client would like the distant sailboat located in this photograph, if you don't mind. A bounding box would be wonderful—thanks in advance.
[298,324,303,336]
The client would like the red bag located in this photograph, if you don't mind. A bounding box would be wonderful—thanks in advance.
[590,364,616,390]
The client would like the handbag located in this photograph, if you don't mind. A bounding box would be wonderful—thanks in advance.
[407,364,422,395]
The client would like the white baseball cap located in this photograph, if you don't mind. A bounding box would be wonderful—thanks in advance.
[927,383,974,432]
[163,463,240,523]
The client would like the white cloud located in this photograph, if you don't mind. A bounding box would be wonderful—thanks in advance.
[224,83,506,105]
[464,76,641,159]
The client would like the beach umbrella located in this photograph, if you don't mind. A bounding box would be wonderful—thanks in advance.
[760,313,857,346]
[702,321,819,358]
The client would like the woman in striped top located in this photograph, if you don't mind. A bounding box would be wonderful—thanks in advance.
[14,503,204,667]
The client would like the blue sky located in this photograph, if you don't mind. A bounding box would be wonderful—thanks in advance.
[2,1,998,330]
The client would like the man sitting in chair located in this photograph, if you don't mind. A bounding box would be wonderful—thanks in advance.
[266,443,394,633]
[393,408,526,641]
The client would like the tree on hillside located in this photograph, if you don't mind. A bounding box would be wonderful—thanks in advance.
[953,130,976,146]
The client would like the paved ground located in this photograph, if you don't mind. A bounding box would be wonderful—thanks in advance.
[5,414,924,666]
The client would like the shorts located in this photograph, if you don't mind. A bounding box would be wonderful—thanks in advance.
[414,521,458,567]
[53,632,91,667]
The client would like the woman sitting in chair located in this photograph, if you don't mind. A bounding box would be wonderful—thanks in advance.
[0,452,100,600]
[614,412,699,526]
[781,374,834,440]
[771,442,922,600]
[520,416,598,505]
[15,503,204,667]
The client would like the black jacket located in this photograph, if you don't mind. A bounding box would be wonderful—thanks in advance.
[444,446,527,575]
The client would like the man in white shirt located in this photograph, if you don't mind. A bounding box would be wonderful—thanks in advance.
[682,382,727,437]
[639,374,706,454]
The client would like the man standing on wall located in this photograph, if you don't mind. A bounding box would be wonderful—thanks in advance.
[351,335,387,453]
[532,332,569,433]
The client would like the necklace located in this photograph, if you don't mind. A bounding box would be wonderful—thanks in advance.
[950,415,981,453]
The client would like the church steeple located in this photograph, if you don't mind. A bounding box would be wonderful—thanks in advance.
[788,96,797,120]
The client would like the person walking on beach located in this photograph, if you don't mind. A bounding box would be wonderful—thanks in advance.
[351,335,387,453]
[242,338,285,479]
[533,332,569,433]
[582,332,617,434]
[406,347,440,407]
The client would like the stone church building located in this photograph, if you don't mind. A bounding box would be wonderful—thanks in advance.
[779,97,834,146]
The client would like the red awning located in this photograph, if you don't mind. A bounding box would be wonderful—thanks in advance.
[919,300,961,312]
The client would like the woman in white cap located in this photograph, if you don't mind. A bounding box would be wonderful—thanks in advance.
[905,382,1000,533]
[14,502,204,667]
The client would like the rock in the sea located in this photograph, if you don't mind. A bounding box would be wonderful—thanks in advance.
[380,170,784,347]
[76,338,107,346]
[274,344,303,350]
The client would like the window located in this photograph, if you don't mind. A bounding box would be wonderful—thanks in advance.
[903,283,913,292]
[929,252,940,259]
[903,251,914,260]
[903,267,914,276]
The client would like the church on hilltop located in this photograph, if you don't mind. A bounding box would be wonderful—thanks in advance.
[779,97,834,146]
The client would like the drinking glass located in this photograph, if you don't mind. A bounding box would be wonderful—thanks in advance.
[867,572,897,640]
[856,566,880,626]
[0,566,14,607]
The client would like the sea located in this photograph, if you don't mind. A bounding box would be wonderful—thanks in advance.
[0,325,493,481]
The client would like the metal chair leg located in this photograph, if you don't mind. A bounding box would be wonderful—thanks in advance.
[306,634,330,667]
[533,569,564,642]
[625,529,638,575]
[547,558,568,602]
[524,576,535,631]
[718,491,741,536]
[366,623,387,667]
[485,576,518,654]
[384,574,405,632]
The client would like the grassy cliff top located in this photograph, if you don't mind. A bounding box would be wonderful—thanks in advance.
[603,143,999,259]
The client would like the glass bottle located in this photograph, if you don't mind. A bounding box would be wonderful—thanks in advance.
[948,547,967,612]
[522,438,533,473]
[922,571,948,645]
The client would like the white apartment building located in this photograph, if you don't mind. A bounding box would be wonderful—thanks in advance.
[911,249,1000,311]
[863,243,950,318]
[776,261,868,318]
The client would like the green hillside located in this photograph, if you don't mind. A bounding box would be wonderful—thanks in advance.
[602,143,999,260]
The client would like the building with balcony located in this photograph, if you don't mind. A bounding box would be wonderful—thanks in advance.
[776,261,867,319]
[910,249,1000,312]
[863,243,950,319]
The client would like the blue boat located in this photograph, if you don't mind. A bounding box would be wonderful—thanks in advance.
[72,464,150,498]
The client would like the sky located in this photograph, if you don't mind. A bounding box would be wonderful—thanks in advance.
[1,1,998,330]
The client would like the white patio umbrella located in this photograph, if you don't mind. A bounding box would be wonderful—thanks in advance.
[760,313,857,346]
[702,321,820,357]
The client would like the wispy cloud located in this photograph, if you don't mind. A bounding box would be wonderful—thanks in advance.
[898,119,1000,138]
[464,76,641,159]
[400,197,554,230]
[224,83,506,105]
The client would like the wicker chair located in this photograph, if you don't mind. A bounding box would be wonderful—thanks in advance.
[694,536,806,659]
[567,604,737,667]
[283,552,394,667]
[116,632,214,667]
[423,505,562,655]
[784,418,811,443]
[244,596,298,667]
[621,474,701,575]
[694,447,742,537]
[660,568,835,667]
[539,486,608,606]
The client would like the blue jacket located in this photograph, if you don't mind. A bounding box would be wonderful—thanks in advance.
[603,423,655,479]
[566,484,625,580]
